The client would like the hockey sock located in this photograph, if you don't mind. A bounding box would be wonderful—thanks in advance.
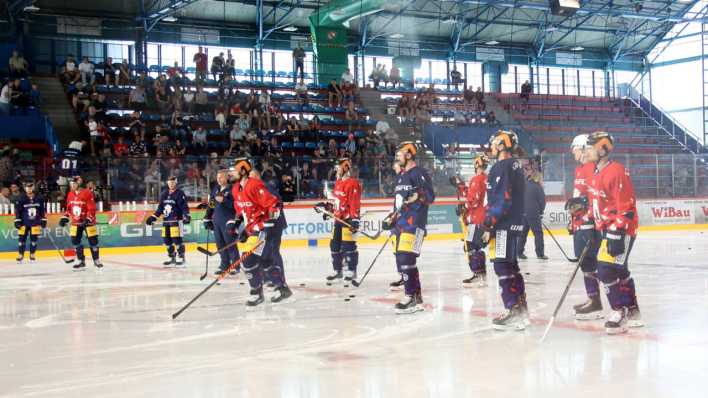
[469,250,486,273]
[344,250,359,272]
[619,277,637,308]
[242,258,263,289]
[90,245,100,260]
[76,244,85,261]
[583,271,601,297]
[400,266,421,296]
[331,251,343,272]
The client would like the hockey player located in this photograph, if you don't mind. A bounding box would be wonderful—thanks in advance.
[585,131,643,334]
[203,170,239,275]
[60,176,102,270]
[460,154,489,287]
[320,157,362,284]
[567,134,603,320]
[14,182,47,263]
[228,158,292,306]
[382,142,435,314]
[146,175,191,267]
[483,130,528,330]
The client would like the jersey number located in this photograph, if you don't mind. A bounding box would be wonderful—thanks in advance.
[27,208,37,219]
[163,204,173,217]
[62,159,78,170]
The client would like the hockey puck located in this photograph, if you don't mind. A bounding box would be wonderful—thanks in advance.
[349,294,356,298]
[240,282,245,285]
[299,283,306,287]
[326,282,332,286]
[344,298,351,302]
[343,284,349,287]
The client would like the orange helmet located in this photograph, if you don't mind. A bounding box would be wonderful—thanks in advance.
[396,141,418,157]
[588,131,614,152]
[230,157,253,174]
[473,154,489,170]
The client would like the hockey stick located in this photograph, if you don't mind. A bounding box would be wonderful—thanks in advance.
[197,237,239,257]
[351,234,392,288]
[538,239,593,343]
[199,229,211,281]
[542,222,578,263]
[45,232,74,264]
[172,240,264,320]
[313,206,382,240]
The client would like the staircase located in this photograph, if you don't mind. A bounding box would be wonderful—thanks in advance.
[33,77,81,148]
[358,88,417,141]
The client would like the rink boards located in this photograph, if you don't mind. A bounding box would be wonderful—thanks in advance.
[1,197,707,258]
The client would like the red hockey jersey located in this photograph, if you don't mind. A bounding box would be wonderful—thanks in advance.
[571,162,595,231]
[589,161,638,236]
[232,177,280,234]
[464,174,487,225]
[65,189,96,225]
[332,177,361,220]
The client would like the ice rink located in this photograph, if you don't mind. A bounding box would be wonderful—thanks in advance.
[1,229,707,397]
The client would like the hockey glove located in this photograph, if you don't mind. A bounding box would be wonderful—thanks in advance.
[226,219,237,235]
[381,212,398,231]
[203,219,214,231]
[145,214,157,226]
[566,222,574,236]
[565,196,589,216]
[40,219,47,229]
[347,219,360,233]
[59,215,70,227]
[14,219,22,229]
[238,230,250,243]
[606,230,626,257]
[183,215,191,225]
[483,215,495,229]
[455,203,465,217]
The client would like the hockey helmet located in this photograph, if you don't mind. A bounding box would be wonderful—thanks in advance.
[337,157,353,173]
[570,134,589,150]
[588,131,614,152]
[230,157,253,175]
[489,130,518,150]
[396,141,418,157]
[473,154,490,170]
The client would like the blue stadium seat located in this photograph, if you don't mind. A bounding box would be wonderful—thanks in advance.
[148,65,160,73]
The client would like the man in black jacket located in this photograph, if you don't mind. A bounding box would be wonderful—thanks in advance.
[203,170,239,275]
[517,169,547,260]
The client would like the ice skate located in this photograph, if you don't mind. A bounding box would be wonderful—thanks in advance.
[574,296,603,320]
[605,308,628,335]
[395,292,424,314]
[462,272,486,288]
[492,304,527,331]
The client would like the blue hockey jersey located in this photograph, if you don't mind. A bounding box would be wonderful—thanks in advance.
[155,188,190,225]
[393,165,435,231]
[485,157,525,232]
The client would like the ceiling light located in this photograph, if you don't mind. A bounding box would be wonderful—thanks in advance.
[442,17,457,24]
[283,26,298,32]
[162,16,178,22]
[23,5,40,12]
[390,33,404,39]
[485,40,500,45]
[545,25,559,32]
[570,46,584,51]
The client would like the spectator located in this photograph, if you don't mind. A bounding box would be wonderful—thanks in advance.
[0,80,11,115]
[156,134,174,156]
[520,80,532,110]
[63,56,80,84]
[294,78,308,105]
[174,139,187,156]
[0,187,11,205]
[450,67,463,90]
[327,79,341,107]
[183,85,195,113]
[343,133,357,155]
[192,126,208,150]
[474,87,485,111]
[292,45,306,81]
[517,169,547,260]
[167,62,182,87]
[129,133,148,156]
[287,116,300,135]
[225,50,235,78]
[118,59,131,86]
[129,85,146,110]
[250,136,267,157]
[257,89,271,130]
[194,86,209,114]
[487,110,497,125]
[8,50,29,79]
[345,100,358,122]
[389,65,401,88]
[211,52,225,81]
[113,135,129,157]
[341,80,355,104]
[79,56,95,86]
[92,93,107,120]
[85,117,101,155]
[371,64,385,88]
[103,57,116,86]
[341,68,354,85]
[463,86,474,108]
[229,122,246,142]
[193,46,208,82]
[0,149,13,184]
[279,174,295,202]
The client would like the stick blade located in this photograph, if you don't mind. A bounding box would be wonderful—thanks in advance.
[351,280,360,287]
[197,246,214,256]
[569,258,579,263]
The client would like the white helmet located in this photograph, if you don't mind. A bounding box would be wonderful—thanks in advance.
[570,134,589,149]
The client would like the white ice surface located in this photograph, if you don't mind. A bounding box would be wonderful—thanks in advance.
[1,230,707,397]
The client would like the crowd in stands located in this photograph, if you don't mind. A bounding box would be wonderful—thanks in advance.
[56,50,404,201]
[1,51,41,114]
